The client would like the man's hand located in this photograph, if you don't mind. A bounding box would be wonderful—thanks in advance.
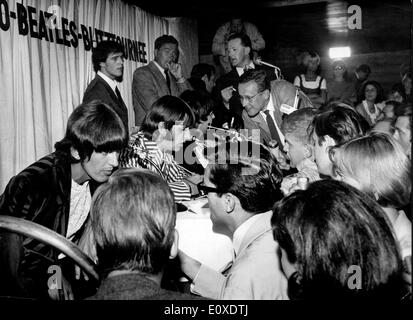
[167,62,184,81]
[221,86,234,104]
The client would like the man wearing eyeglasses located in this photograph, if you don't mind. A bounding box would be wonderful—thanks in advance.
[212,33,276,130]
[179,141,288,300]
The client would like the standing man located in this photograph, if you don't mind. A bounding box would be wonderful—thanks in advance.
[213,33,275,129]
[83,40,129,133]
[0,101,128,299]
[132,35,191,127]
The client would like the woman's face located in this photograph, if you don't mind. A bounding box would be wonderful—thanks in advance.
[307,58,319,72]
[365,84,378,102]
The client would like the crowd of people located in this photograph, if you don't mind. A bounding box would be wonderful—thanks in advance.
[0,26,411,301]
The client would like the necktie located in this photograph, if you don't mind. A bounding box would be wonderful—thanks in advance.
[115,86,123,104]
[164,69,171,94]
[264,110,283,152]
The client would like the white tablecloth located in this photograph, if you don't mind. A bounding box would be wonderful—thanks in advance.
[176,198,233,272]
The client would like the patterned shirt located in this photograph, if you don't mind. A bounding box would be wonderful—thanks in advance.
[119,132,191,202]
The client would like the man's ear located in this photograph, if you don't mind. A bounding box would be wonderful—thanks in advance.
[224,193,236,214]
[169,229,179,260]
[245,46,251,57]
[201,74,208,83]
[71,147,81,161]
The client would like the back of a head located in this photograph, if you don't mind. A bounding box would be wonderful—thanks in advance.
[180,90,215,124]
[272,179,404,299]
[190,63,215,80]
[310,106,370,145]
[330,132,411,209]
[54,101,128,162]
[92,40,123,73]
[140,96,195,139]
[91,168,176,277]
[207,141,283,213]
[356,64,371,75]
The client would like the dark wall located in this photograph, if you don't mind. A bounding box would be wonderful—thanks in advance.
[198,0,410,92]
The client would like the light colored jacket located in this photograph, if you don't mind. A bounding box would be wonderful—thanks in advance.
[192,211,289,300]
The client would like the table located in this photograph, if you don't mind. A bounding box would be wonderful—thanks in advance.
[176,198,233,272]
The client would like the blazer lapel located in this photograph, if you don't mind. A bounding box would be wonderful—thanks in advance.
[148,61,170,96]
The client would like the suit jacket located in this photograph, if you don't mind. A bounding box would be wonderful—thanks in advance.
[132,61,191,126]
[87,273,204,300]
[192,211,288,300]
[242,81,284,146]
[83,74,129,133]
[213,65,277,129]
[0,153,74,298]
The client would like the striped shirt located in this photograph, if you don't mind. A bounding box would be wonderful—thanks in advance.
[119,132,191,202]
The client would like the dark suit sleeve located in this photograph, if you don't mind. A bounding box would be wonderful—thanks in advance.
[0,176,33,296]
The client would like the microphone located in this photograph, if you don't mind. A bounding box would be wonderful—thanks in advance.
[253,57,282,79]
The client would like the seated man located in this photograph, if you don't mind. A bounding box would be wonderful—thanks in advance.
[0,101,128,299]
[179,141,288,300]
[88,168,202,300]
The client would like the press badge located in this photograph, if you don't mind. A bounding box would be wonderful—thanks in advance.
[280,103,296,115]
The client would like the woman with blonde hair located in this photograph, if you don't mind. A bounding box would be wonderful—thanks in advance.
[294,51,327,108]
[329,133,411,294]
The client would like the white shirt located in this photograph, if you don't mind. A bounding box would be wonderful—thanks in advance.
[236,62,255,77]
[66,179,91,241]
[260,94,285,146]
[393,210,412,259]
[153,60,167,79]
[97,71,118,95]
[233,214,262,256]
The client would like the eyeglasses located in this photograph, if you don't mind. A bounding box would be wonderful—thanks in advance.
[198,184,226,195]
[239,90,264,104]
[333,66,344,71]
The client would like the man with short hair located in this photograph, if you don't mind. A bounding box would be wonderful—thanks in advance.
[179,141,288,300]
[88,168,202,300]
[132,35,191,126]
[213,33,276,129]
[393,103,412,158]
[0,101,128,299]
[309,105,369,178]
[238,69,313,147]
[83,40,129,133]
[189,63,216,94]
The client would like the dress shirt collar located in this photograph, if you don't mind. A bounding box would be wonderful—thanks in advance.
[261,93,275,115]
[233,213,262,256]
[153,60,167,79]
[97,71,118,93]
[236,62,255,76]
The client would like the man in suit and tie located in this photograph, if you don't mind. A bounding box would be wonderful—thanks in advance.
[213,33,276,129]
[83,40,129,134]
[238,70,313,146]
[178,141,288,300]
[132,35,191,127]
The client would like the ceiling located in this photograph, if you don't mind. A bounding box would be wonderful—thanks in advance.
[122,0,333,17]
